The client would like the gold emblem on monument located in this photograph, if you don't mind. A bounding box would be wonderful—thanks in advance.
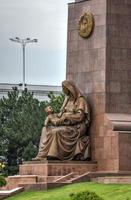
[78,12,94,38]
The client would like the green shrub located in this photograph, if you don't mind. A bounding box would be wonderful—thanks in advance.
[70,190,104,200]
[0,176,6,187]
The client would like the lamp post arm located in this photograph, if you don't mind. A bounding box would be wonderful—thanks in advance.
[9,38,21,43]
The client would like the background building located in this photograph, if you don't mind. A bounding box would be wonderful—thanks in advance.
[0,83,62,101]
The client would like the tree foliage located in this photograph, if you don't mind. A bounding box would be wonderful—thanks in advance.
[45,91,65,113]
[0,176,6,187]
[0,87,64,174]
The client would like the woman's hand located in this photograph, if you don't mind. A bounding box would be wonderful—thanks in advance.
[57,114,72,126]
[56,116,66,125]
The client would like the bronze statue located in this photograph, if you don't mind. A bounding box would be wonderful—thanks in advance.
[33,80,90,161]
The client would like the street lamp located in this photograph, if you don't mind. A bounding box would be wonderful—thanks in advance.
[9,37,38,90]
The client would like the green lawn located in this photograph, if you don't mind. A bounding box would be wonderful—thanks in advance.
[7,182,131,200]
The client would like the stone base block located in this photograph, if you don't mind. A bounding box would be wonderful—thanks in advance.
[92,113,131,171]
[92,176,131,184]
[89,171,131,184]
[6,175,37,190]
[20,160,97,176]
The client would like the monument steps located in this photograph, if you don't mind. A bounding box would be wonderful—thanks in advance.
[19,181,71,191]
[70,172,90,183]
[54,172,78,183]
[0,187,24,200]
[7,173,89,191]
[66,175,79,183]
[19,182,47,191]
[3,161,98,191]
[37,175,61,183]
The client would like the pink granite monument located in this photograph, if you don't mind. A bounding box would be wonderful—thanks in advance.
[67,0,131,171]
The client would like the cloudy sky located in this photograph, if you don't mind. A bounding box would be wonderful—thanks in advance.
[0,0,75,86]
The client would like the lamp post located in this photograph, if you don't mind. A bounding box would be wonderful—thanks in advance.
[9,37,38,90]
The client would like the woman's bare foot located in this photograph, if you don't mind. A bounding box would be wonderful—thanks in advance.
[32,157,41,161]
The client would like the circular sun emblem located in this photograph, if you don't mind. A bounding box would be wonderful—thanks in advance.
[78,12,94,38]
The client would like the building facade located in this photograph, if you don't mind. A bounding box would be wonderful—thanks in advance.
[0,83,62,101]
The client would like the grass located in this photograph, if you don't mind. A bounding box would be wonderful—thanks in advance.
[7,182,131,200]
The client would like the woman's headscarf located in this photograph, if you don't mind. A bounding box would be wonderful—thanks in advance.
[62,80,82,101]
[62,80,90,121]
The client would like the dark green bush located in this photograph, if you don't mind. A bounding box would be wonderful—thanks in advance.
[0,176,6,187]
[7,165,19,176]
[70,190,104,200]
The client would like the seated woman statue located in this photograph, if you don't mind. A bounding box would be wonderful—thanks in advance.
[33,80,90,161]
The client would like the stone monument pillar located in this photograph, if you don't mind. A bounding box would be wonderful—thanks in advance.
[66,0,131,171]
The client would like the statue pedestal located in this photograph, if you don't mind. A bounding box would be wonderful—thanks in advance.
[6,161,97,191]
[20,160,97,176]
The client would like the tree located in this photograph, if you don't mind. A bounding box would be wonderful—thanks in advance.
[45,91,65,113]
[0,87,64,175]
